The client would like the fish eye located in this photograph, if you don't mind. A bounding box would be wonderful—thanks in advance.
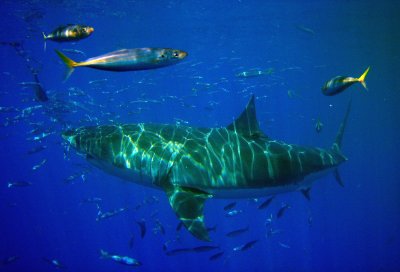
[173,51,179,57]
[160,54,165,58]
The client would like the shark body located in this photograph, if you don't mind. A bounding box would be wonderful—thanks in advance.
[63,96,350,241]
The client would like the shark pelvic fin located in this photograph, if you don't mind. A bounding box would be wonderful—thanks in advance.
[156,168,213,241]
[227,95,267,139]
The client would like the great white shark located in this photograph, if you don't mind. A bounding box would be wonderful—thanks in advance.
[62,95,351,241]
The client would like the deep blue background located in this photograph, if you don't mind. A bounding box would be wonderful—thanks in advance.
[0,0,399,271]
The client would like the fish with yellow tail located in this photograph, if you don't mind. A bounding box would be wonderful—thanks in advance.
[55,48,188,81]
[322,67,370,96]
[42,24,94,50]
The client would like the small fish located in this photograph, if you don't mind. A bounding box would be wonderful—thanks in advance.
[225,209,242,217]
[235,68,274,78]
[223,201,237,211]
[153,219,165,235]
[62,48,86,56]
[27,145,47,155]
[226,226,249,238]
[80,197,102,205]
[192,245,220,253]
[43,24,94,50]
[209,252,224,261]
[42,258,66,269]
[100,249,141,266]
[32,158,47,170]
[88,78,108,85]
[258,197,274,210]
[266,228,283,237]
[296,25,315,35]
[315,118,323,133]
[165,248,193,256]
[233,240,258,252]
[0,106,17,113]
[264,214,273,226]
[96,207,128,221]
[55,47,187,81]
[136,219,146,238]
[322,67,370,96]
[277,203,291,219]
[7,181,32,188]
[279,242,291,249]
[3,255,19,265]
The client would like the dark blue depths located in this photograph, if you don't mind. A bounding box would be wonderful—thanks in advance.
[0,0,399,271]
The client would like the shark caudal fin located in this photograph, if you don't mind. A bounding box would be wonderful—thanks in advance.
[357,66,370,91]
[331,99,352,187]
[156,166,213,241]
[55,50,77,81]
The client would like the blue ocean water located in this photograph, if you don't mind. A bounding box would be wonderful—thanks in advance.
[1,0,399,271]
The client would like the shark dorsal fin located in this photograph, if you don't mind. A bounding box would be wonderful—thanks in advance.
[227,95,266,139]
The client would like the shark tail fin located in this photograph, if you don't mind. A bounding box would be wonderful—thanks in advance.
[357,66,370,91]
[331,99,352,187]
[55,49,77,81]
[332,99,352,154]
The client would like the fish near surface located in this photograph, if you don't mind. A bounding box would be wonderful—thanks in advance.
[55,48,188,81]
[63,95,351,241]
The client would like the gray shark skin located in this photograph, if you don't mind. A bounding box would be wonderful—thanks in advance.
[62,95,350,241]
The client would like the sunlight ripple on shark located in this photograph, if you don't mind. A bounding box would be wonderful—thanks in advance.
[62,95,351,241]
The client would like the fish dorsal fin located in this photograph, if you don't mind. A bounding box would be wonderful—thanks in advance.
[227,95,266,139]
[156,167,213,241]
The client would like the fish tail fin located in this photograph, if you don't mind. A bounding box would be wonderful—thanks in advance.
[55,50,77,81]
[42,33,47,51]
[100,249,108,258]
[358,66,370,91]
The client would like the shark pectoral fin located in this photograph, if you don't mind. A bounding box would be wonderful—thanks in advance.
[301,188,311,201]
[333,168,344,187]
[156,169,212,241]
[170,186,212,241]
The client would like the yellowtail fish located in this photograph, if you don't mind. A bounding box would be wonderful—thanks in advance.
[322,67,370,96]
[43,24,94,42]
[42,24,93,51]
[55,48,188,81]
